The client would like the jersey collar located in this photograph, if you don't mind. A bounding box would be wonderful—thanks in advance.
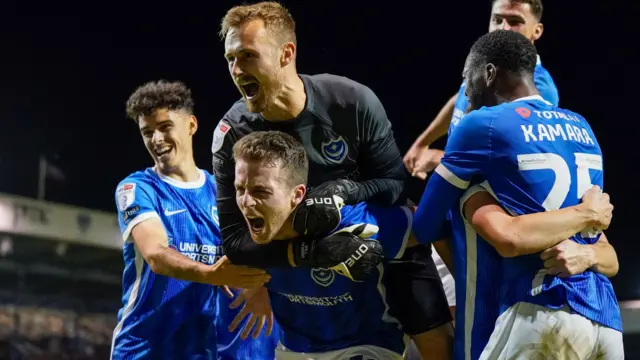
[153,168,206,189]
[512,95,552,105]
[536,55,541,65]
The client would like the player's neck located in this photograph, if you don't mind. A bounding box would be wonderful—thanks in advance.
[155,158,200,183]
[261,72,306,122]
[498,78,539,104]
[273,213,300,241]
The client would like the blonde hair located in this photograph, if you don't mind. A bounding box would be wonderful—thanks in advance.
[219,1,296,45]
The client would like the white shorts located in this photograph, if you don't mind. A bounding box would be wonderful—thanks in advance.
[275,342,403,360]
[479,302,623,360]
[431,245,455,307]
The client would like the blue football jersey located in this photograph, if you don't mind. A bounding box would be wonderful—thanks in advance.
[447,190,503,360]
[111,168,277,360]
[433,96,621,331]
[266,203,412,355]
[414,96,622,359]
[448,55,559,136]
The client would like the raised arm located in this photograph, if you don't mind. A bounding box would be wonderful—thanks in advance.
[115,180,269,288]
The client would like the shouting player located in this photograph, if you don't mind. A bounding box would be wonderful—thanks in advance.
[413,30,622,359]
[111,81,276,359]
[233,130,421,360]
[213,2,452,357]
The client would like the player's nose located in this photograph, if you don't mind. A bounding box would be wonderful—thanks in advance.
[240,192,256,208]
[152,135,166,147]
[230,61,244,78]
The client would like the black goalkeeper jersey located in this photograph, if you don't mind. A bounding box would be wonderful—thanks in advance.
[212,73,405,267]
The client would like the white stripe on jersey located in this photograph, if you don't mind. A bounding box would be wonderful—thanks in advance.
[110,245,145,360]
[459,185,493,360]
[436,164,470,190]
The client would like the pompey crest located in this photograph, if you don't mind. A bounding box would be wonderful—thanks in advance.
[321,136,348,164]
[310,268,335,287]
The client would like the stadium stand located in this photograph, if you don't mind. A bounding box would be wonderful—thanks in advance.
[0,193,121,360]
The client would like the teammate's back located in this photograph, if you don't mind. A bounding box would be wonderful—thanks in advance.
[476,96,621,331]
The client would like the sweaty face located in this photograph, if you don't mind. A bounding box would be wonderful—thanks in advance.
[235,158,304,244]
[138,108,195,174]
[224,19,284,113]
[489,0,542,42]
[463,54,496,111]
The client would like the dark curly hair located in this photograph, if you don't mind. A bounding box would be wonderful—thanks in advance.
[470,30,537,75]
[492,0,543,21]
[233,131,308,187]
[125,80,195,121]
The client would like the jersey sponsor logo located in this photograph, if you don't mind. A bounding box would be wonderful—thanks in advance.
[515,107,531,118]
[116,183,136,211]
[310,268,335,287]
[277,291,353,306]
[211,120,231,154]
[169,237,223,265]
[164,208,186,216]
[321,136,348,164]
[211,206,219,226]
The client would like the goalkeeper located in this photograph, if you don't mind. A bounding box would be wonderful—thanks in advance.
[230,130,429,359]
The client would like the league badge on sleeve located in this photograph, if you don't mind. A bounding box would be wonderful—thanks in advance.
[211,206,219,226]
[211,120,231,154]
[321,136,349,164]
[117,183,136,211]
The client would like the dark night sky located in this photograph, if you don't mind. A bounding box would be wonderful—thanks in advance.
[1,1,638,298]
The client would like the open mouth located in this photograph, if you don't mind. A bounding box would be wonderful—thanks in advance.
[154,146,172,160]
[240,82,260,100]
[246,215,265,233]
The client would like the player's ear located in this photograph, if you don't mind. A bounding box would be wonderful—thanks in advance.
[532,22,544,42]
[188,115,198,136]
[280,42,296,67]
[292,184,306,207]
[485,63,497,87]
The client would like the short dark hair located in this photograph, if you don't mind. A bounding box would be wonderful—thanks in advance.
[125,80,195,121]
[492,0,543,21]
[470,30,538,75]
[232,131,308,187]
[219,1,296,45]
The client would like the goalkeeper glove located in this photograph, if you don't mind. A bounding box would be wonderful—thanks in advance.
[290,223,383,282]
[291,179,359,238]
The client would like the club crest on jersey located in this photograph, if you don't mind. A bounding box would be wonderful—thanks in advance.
[211,120,231,154]
[211,206,219,226]
[321,136,348,164]
[116,183,136,211]
[310,268,335,287]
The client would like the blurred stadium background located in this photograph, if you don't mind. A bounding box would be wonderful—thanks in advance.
[0,192,120,360]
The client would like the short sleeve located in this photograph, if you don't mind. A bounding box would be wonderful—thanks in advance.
[115,179,159,242]
[436,109,496,190]
[534,68,560,106]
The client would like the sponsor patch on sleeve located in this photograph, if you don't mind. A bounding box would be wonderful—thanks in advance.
[211,120,231,154]
[116,183,136,211]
